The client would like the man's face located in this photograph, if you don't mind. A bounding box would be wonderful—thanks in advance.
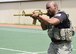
[46,5,56,16]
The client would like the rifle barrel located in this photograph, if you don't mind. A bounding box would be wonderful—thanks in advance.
[14,13,46,16]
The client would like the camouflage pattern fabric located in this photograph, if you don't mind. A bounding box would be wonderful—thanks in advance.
[48,42,72,54]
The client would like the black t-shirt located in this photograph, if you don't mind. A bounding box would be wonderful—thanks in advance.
[53,11,70,29]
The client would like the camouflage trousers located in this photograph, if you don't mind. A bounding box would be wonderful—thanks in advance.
[48,42,72,54]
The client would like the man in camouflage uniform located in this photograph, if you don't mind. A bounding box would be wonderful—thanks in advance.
[32,1,74,54]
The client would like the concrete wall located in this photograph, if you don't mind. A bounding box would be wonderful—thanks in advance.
[0,1,60,25]
[60,0,76,27]
[0,0,76,26]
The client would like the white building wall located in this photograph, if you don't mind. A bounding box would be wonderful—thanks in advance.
[0,1,60,25]
[60,0,76,26]
[0,0,76,26]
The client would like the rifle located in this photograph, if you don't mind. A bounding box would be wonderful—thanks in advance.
[14,10,47,25]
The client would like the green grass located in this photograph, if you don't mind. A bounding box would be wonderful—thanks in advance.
[0,27,75,54]
[0,27,50,54]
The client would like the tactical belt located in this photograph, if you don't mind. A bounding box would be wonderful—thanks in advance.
[52,39,70,44]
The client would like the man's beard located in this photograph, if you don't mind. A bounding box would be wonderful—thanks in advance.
[47,11,55,18]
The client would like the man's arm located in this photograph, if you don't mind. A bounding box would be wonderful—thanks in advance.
[32,11,67,27]
[38,16,60,30]
[38,15,60,25]
[40,21,48,30]
[41,22,47,30]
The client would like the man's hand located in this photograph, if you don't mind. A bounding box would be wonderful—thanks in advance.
[30,10,41,25]
[31,10,42,18]
[32,11,40,18]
